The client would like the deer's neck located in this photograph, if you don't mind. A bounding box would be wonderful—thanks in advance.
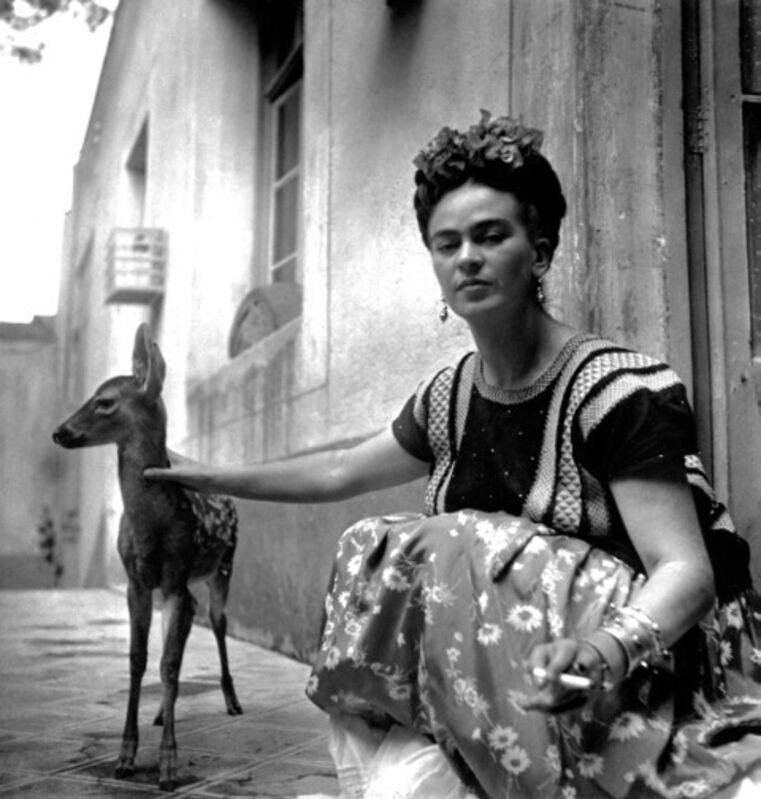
[117,429,171,512]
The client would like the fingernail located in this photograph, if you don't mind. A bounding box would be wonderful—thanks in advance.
[532,666,547,686]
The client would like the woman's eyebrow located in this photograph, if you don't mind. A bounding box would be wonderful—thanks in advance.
[430,218,510,241]
[471,218,510,231]
[429,229,460,242]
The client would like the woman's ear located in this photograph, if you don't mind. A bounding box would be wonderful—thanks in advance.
[532,237,552,279]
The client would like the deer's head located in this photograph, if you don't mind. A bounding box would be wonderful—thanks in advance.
[53,323,167,449]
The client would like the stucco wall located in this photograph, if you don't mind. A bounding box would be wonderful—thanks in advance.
[59,0,262,586]
[510,0,689,372]
[0,320,61,558]
[58,0,692,660]
[180,0,689,660]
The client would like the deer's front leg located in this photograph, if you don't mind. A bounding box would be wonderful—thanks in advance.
[116,579,152,779]
[156,587,195,792]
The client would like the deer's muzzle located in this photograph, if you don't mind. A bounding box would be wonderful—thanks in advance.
[52,425,87,449]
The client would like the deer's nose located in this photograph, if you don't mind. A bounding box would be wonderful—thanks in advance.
[52,424,82,449]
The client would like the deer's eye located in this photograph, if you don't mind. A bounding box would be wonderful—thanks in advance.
[94,396,117,414]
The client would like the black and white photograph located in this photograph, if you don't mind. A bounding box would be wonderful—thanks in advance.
[2,1,761,797]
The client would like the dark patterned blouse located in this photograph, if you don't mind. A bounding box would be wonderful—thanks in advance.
[391,334,749,599]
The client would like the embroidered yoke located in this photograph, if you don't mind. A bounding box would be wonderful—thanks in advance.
[392,334,751,599]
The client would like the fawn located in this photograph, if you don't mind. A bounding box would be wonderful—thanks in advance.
[52,323,243,791]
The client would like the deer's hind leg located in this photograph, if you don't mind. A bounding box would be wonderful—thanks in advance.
[116,578,152,779]
[208,566,243,715]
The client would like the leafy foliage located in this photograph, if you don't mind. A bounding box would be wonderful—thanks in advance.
[1,0,112,63]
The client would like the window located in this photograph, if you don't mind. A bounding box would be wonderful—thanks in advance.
[262,2,303,285]
[741,0,761,354]
[270,81,301,283]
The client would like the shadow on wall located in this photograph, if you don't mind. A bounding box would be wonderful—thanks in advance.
[379,0,425,77]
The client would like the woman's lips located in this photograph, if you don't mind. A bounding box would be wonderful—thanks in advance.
[457,279,491,291]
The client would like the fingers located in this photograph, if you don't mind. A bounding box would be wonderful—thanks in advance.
[143,466,209,493]
[522,639,602,714]
[143,468,172,482]
[528,639,578,685]
[144,467,190,485]
[572,641,606,685]
[521,686,589,714]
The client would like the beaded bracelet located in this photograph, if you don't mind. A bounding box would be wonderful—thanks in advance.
[600,605,668,678]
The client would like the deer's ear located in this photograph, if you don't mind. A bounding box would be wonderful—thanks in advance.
[144,342,166,401]
[132,324,151,385]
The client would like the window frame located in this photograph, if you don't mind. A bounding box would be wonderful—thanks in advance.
[267,77,301,284]
[259,6,303,287]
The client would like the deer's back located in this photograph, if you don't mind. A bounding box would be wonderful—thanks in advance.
[183,489,238,578]
[118,486,238,587]
[181,490,238,581]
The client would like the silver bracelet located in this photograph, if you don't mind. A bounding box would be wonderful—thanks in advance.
[600,605,668,678]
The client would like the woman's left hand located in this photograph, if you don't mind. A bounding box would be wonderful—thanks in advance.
[520,638,607,714]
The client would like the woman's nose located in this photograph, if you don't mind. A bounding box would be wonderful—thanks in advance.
[456,240,484,272]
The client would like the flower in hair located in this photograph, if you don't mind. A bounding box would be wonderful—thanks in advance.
[413,125,469,175]
[413,109,544,181]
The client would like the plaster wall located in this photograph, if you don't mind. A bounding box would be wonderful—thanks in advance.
[59,0,262,586]
[0,326,61,556]
[58,0,692,658]
[511,0,688,372]
[183,0,688,659]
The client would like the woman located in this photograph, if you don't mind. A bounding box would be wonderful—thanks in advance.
[147,112,761,798]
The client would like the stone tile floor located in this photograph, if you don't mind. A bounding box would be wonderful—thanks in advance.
[0,589,339,798]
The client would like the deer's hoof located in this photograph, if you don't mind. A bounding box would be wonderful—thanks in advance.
[114,759,135,779]
[159,745,177,792]
[226,697,243,715]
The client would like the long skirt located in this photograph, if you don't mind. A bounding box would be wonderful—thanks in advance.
[306,511,761,798]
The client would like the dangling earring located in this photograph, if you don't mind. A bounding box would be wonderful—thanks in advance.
[438,298,449,322]
[535,276,546,305]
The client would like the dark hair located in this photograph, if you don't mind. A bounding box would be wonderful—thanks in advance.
[412,113,567,256]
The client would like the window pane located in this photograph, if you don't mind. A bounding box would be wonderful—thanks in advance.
[272,257,297,284]
[743,102,761,354]
[273,0,303,68]
[741,0,761,94]
[276,86,300,179]
[274,174,298,262]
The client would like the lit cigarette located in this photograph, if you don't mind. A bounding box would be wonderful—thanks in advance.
[532,667,592,690]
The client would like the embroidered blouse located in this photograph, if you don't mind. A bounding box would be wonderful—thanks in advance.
[392,334,750,598]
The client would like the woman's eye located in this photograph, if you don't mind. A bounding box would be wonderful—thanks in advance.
[482,231,507,245]
[435,241,458,255]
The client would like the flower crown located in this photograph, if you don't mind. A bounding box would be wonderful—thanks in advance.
[413,110,544,182]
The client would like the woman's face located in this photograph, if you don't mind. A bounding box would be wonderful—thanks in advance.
[427,182,548,325]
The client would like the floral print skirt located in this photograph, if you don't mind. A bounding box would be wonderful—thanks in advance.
[306,511,761,798]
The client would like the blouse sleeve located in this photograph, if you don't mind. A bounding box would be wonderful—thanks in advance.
[391,382,434,463]
[581,378,698,481]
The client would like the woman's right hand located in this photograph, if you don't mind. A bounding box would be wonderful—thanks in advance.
[144,465,211,492]
[521,638,602,713]
[141,428,429,504]
[521,632,626,714]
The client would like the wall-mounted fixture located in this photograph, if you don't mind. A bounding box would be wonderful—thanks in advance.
[105,228,167,305]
